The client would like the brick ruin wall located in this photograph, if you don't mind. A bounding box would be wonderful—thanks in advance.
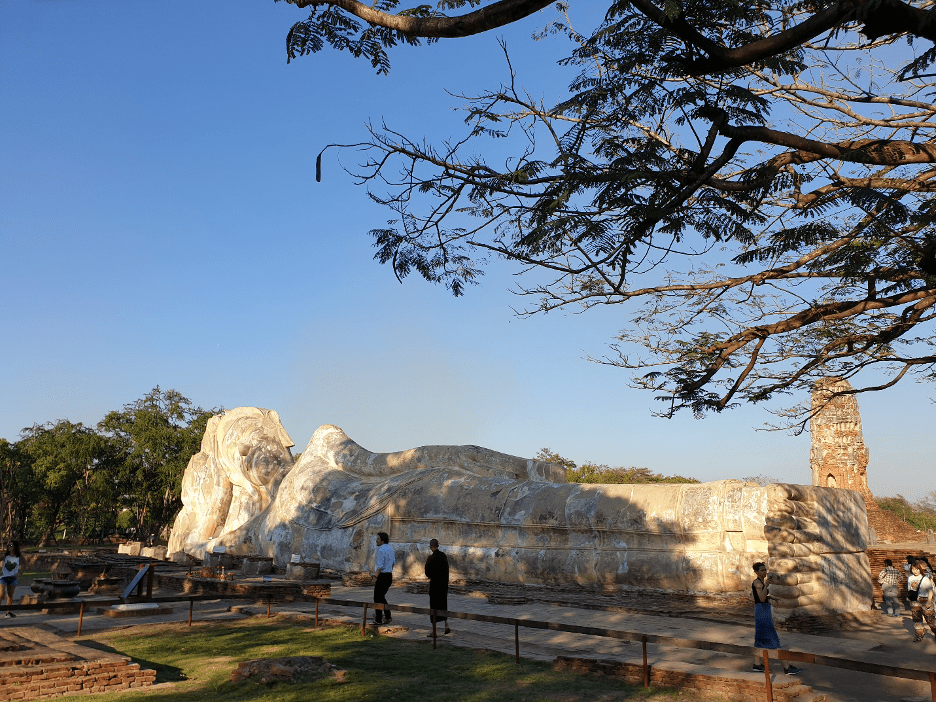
[866,546,936,603]
[809,378,923,544]
[0,627,156,701]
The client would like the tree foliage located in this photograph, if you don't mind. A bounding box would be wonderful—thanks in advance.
[0,439,34,543]
[876,493,936,531]
[1,387,216,546]
[535,447,699,483]
[98,387,214,541]
[17,421,108,546]
[285,0,936,426]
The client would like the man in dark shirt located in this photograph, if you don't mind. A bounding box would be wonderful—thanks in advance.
[424,538,450,635]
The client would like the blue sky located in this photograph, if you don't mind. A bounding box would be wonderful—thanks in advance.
[1,1,933,499]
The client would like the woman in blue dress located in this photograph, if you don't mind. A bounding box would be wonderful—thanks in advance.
[752,562,803,675]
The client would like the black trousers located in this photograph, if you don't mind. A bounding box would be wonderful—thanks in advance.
[428,581,448,623]
[373,573,393,622]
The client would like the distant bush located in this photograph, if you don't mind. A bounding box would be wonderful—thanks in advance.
[536,448,699,485]
[742,475,784,486]
[876,495,936,532]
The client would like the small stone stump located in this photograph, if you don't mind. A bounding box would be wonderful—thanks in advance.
[241,556,274,576]
[286,562,320,581]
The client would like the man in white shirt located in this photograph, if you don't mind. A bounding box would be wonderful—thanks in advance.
[373,532,395,625]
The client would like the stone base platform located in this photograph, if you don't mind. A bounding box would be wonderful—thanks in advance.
[97,604,174,618]
[0,627,156,700]
[155,570,332,602]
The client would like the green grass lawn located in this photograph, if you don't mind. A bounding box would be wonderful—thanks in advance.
[68,619,712,702]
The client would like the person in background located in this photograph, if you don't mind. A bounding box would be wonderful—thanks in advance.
[909,564,936,642]
[372,532,395,626]
[877,558,903,618]
[1,541,21,618]
[424,538,451,635]
[906,557,921,609]
[751,562,803,675]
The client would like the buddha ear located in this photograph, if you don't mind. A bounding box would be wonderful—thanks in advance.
[262,409,295,450]
[203,414,222,457]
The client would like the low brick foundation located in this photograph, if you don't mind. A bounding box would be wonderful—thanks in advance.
[552,656,825,702]
[0,627,156,700]
[302,583,331,599]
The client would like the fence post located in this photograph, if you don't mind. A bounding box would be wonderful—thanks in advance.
[77,601,85,637]
[362,603,369,636]
[514,622,520,665]
[266,598,271,618]
[642,635,649,687]
[762,650,773,702]
[315,598,319,628]
[145,563,154,600]
[929,671,935,702]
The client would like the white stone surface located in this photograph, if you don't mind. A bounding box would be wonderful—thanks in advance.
[168,408,872,614]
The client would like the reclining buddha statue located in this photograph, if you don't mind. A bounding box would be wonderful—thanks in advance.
[168,407,873,618]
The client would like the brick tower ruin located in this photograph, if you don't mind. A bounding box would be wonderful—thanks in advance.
[810,377,922,543]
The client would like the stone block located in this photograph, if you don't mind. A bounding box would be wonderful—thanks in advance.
[140,546,167,560]
[286,563,320,580]
[241,557,274,576]
[203,552,235,568]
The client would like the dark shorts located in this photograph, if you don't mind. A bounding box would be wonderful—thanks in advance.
[0,576,17,589]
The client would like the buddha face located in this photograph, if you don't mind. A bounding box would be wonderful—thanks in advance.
[239,432,293,489]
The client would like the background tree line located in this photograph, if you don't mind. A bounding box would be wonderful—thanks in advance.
[535,448,699,484]
[0,387,215,547]
[534,449,936,531]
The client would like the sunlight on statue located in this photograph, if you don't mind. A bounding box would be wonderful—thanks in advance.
[169,408,873,619]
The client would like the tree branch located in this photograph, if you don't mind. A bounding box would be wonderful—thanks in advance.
[291,0,554,38]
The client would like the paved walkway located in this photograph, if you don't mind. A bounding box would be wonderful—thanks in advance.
[2,584,934,701]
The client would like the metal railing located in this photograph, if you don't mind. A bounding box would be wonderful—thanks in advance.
[5,580,935,702]
[310,597,936,702]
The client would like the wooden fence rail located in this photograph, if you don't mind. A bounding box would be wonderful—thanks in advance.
[312,597,936,702]
[2,594,256,635]
[4,592,934,702]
